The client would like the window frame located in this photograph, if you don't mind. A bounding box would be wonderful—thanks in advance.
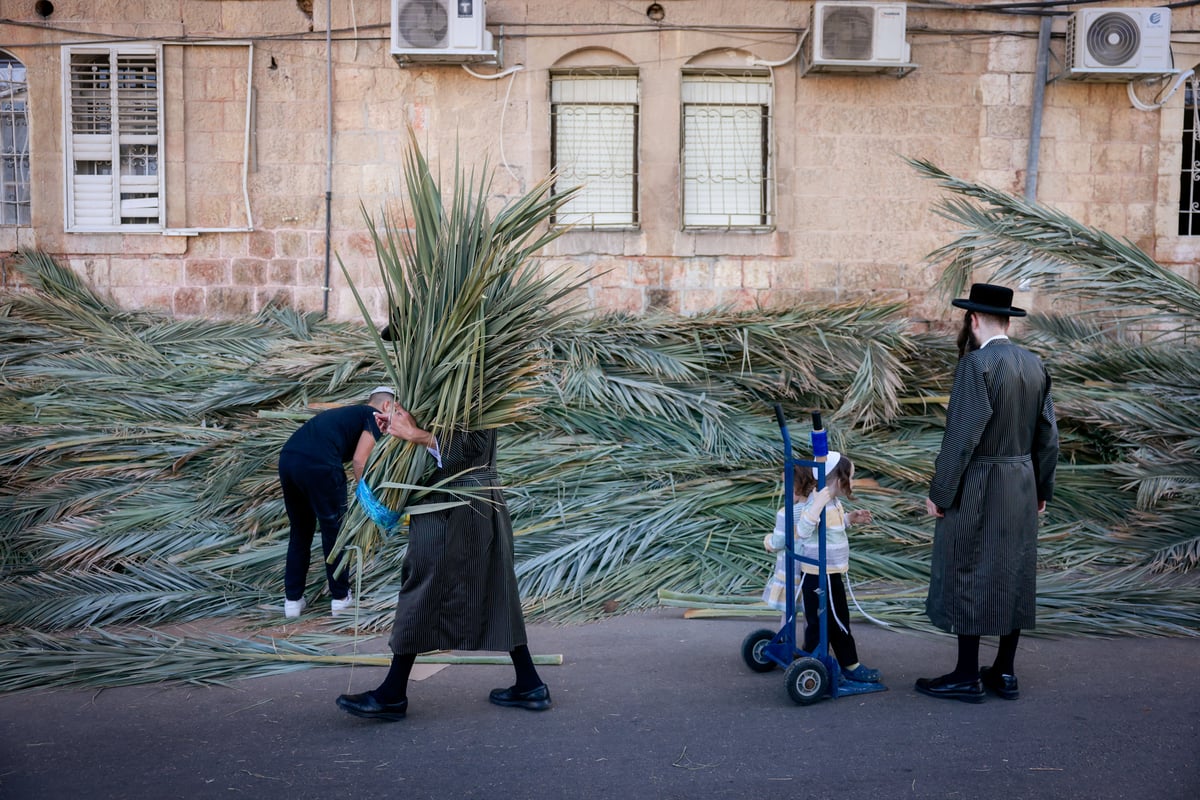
[0,50,30,227]
[549,68,640,230]
[62,43,164,233]
[679,69,774,231]
[1179,74,1200,236]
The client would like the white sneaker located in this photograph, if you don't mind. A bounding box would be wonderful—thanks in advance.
[331,593,354,617]
[284,597,307,618]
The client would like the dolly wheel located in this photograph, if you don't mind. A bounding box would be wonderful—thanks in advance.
[741,628,779,673]
[785,657,830,705]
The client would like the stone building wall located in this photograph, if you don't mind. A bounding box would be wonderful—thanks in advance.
[0,0,1196,328]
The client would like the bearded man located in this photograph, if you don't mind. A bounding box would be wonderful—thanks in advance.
[917,283,1059,703]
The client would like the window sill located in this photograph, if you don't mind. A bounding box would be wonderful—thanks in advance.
[682,225,776,234]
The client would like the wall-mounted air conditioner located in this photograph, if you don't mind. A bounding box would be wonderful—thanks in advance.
[391,0,497,65]
[1063,7,1174,81]
[803,1,916,77]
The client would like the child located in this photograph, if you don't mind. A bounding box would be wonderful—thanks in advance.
[762,450,881,683]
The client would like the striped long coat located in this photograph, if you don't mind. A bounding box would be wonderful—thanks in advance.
[926,339,1059,636]
[388,429,528,654]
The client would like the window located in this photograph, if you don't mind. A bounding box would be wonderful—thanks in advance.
[63,45,162,231]
[550,71,639,228]
[681,71,772,229]
[1180,73,1200,236]
[0,51,30,226]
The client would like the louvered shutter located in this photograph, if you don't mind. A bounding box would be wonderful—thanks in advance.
[65,46,161,231]
[115,53,160,225]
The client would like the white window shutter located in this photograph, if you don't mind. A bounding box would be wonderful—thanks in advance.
[64,46,161,231]
[551,73,639,228]
[682,74,772,228]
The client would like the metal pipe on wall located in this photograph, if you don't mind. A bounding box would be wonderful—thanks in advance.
[1025,15,1053,202]
[322,0,334,317]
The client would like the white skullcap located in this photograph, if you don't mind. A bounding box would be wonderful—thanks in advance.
[368,386,395,397]
[812,450,841,480]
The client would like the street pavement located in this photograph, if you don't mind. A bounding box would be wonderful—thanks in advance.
[1,610,1197,800]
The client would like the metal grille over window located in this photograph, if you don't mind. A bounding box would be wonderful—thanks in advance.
[681,72,772,229]
[1180,74,1200,236]
[0,52,30,226]
[65,46,162,231]
[551,72,638,228]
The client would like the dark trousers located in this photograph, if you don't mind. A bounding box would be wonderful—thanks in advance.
[280,454,350,601]
[799,571,859,667]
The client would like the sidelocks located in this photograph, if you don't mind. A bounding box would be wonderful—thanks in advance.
[740,407,888,705]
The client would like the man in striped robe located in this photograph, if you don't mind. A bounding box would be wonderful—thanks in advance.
[917,283,1059,703]
[335,403,550,721]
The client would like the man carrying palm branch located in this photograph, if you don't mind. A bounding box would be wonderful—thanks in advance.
[333,134,583,720]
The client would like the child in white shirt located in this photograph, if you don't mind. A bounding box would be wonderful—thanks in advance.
[762,450,881,683]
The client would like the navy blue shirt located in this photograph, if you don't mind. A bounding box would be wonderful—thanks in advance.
[281,405,382,469]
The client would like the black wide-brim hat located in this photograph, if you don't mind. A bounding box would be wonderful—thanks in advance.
[951,283,1026,317]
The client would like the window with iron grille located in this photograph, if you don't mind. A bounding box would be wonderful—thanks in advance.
[550,70,639,228]
[64,45,162,231]
[681,71,772,229]
[0,51,30,227]
[1180,75,1200,236]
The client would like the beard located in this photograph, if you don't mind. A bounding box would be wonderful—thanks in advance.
[956,311,979,358]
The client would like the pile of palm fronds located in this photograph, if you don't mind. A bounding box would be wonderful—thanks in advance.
[1,159,1197,690]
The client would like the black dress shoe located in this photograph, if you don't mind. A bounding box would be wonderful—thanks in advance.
[336,690,408,721]
[488,683,552,711]
[981,666,1019,700]
[914,673,985,704]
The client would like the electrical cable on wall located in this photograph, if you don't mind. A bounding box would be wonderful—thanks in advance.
[1128,68,1196,110]
[461,64,526,185]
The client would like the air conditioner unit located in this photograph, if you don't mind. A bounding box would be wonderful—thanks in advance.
[391,0,497,65]
[1063,7,1174,81]
[803,1,916,77]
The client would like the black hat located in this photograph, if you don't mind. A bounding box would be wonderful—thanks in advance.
[951,283,1026,317]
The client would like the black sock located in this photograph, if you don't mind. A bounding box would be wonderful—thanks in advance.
[951,634,980,681]
[509,644,542,692]
[374,652,416,703]
[993,629,1021,675]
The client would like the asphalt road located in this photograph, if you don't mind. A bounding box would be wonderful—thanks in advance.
[1,611,1197,800]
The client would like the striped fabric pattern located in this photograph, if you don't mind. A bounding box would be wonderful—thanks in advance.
[762,496,851,611]
[387,429,528,654]
[926,340,1059,635]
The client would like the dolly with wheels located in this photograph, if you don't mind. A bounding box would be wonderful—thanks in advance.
[740,406,887,705]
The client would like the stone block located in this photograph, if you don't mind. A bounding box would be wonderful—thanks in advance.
[743,260,772,289]
[623,258,659,287]
[296,286,328,315]
[208,286,255,317]
[985,106,1030,139]
[759,288,808,310]
[681,289,719,314]
[185,259,229,286]
[111,258,182,287]
[977,73,1010,107]
[717,288,756,311]
[257,287,295,310]
[988,37,1035,74]
[248,230,276,259]
[592,287,645,313]
[113,285,173,314]
[173,287,205,316]
[713,258,743,289]
[233,258,266,285]
[266,258,297,285]
[645,288,679,313]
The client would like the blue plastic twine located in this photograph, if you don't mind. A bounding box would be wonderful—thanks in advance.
[355,479,402,533]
